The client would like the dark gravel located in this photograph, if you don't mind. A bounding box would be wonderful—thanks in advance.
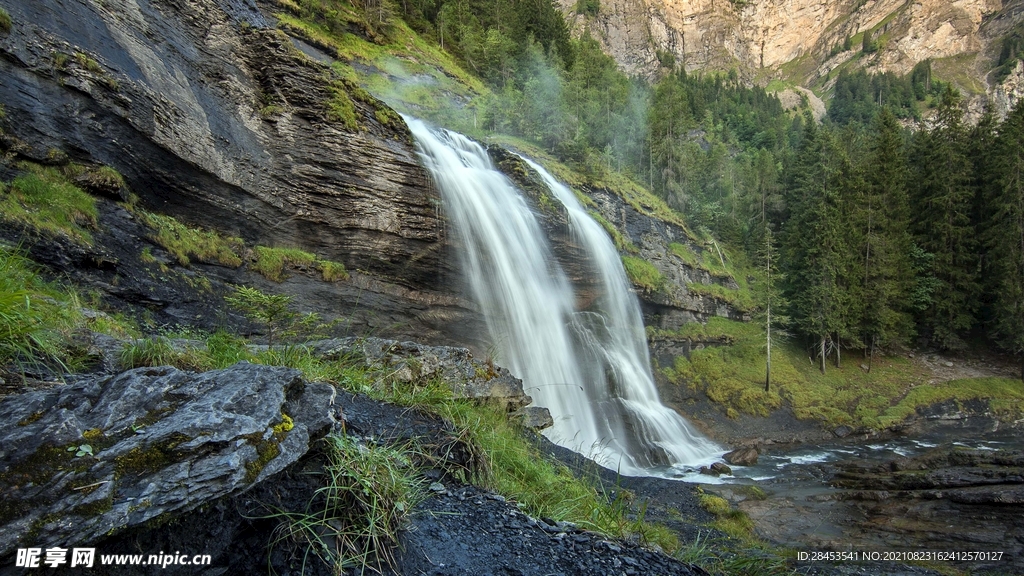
[395,483,709,576]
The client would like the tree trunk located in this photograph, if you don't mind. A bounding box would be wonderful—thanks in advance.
[820,337,826,374]
[867,336,874,373]
[765,309,771,392]
[834,336,841,368]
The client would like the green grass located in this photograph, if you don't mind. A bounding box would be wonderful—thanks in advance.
[0,246,78,367]
[661,317,1024,429]
[687,282,754,312]
[621,256,664,293]
[138,211,244,268]
[931,52,986,95]
[1,169,99,244]
[119,336,210,371]
[264,434,424,572]
[879,377,1024,428]
[698,491,756,541]
[252,246,348,283]
[0,8,11,33]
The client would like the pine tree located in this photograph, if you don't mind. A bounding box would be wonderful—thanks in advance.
[910,86,979,349]
[986,98,1024,379]
[783,118,856,373]
[858,108,915,367]
[753,226,788,390]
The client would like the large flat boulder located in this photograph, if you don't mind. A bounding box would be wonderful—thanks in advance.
[0,362,337,557]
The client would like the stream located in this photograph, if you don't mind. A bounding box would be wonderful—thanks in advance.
[669,418,1023,573]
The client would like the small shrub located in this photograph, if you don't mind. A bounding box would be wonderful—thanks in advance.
[0,8,11,34]
[226,282,299,344]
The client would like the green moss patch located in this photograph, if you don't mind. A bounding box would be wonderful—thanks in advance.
[621,256,664,293]
[252,245,348,282]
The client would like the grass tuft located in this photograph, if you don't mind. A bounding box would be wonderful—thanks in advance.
[264,435,424,572]
[0,246,78,367]
[139,212,244,268]
[1,170,98,244]
[0,8,11,33]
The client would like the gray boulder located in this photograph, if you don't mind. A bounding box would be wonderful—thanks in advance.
[309,337,533,410]
[0,362,337,556]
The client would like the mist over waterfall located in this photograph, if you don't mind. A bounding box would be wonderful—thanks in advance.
[408,118,720,474]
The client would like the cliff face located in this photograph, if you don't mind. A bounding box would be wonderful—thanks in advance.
[560,0,1021,99]
[0,0,476,344]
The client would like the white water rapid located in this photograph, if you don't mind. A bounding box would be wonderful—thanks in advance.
[407,118,720,475]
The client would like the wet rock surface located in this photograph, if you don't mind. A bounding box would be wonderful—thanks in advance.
[736,433,1024,575]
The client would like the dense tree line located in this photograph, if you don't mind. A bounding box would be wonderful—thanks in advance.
[779,92,1024,377]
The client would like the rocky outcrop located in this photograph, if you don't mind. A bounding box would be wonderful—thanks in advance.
[824,447,1024,571]
[0,363,337,557]
[723,446,759,466]
[307,337,538,410]
[0,0,478,345]
[559,0,1019,93]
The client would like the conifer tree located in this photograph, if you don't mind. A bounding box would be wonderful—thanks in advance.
[986,98,1024,379]
[753,226,788,390]
[910,86,978,349]
[858,108,915,367]
[783,117,856,372]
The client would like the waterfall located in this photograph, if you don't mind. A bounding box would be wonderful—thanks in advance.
[407,118,720,475]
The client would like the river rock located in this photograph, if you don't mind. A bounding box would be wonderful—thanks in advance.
[309,337,533,410]
[723,447,759,466]
[832,425,853,438]
[0,362,337,556]
[710,462,733,475]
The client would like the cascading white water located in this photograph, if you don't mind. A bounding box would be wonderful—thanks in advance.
[519,157,721,470]
[407,117,719,474]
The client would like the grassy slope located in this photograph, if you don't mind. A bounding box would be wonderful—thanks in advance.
[660,317,1024,429]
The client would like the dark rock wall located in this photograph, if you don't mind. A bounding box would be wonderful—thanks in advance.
[0,0,481,344]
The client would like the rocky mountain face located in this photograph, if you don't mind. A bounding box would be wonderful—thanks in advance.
[560,0,1024,114]
[0,0,742,352]
[0,0,475,344]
